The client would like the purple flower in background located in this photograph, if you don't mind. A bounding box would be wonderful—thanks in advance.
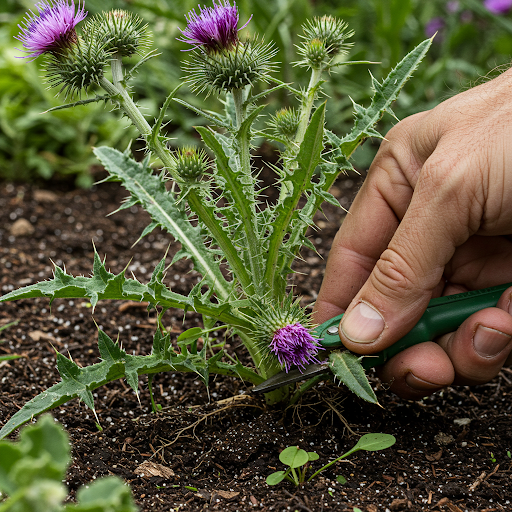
[15,0,87,59]
[484,0,512,14]
[446,1,460,13]
[178,0,251,52]
[425,17,445,38]
[269,323,324,373]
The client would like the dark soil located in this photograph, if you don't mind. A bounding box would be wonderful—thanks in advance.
[1,177,512,512]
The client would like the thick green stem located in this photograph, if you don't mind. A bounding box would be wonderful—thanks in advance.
[186,193,252,292]
[294,67,323,148]
[99,77,237,299]
[230,88,265,294]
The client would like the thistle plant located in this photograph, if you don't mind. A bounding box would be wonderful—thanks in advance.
[0,0,432,438]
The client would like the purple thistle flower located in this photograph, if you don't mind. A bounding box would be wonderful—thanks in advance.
[269,323,324,373]
[484,0,512,14]
[178,0,251,52]
[15,0,87,59]
[425,17,445,39]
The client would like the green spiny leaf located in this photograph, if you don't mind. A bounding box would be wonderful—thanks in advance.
[93,146,231,299]
[98,329,124,363]
[339,38,432,158]
[329,350,379,404]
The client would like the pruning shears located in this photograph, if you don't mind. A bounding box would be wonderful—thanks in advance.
[252,282,512,394]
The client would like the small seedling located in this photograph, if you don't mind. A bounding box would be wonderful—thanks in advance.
[507,450,511,459]
[490,452,497,463]
[266,433,396,486]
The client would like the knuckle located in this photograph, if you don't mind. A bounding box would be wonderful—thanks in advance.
[370,248,418,300]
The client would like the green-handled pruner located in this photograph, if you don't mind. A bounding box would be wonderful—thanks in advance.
[252,282,512,394]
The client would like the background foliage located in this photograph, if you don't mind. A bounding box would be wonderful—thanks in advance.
[1,0,512,185]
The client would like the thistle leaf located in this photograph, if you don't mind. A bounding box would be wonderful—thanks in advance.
[93,146,231,299]
[0,329,263,440]
[329,350,379,404]
[339,38,432,158]
[0,252,249,329]
[263,102,326,294]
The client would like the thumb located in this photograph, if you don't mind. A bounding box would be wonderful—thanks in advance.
[339,158,479,354]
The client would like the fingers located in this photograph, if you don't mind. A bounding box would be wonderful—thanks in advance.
[313,116,425,326]
[436,308,512,386]
[378,287,512,399]
[377,342,454,400]
[339,144,482,353]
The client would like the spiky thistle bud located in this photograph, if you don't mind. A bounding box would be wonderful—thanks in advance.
[44,33,109,97]
[248,296,324,373]
[175,147,209,181]
[178,1,276,94]
[85,9,150,57]
[269,108,300,139]
[296,16,353,69]
[15,0,87,60]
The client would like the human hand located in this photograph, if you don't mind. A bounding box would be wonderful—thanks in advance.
[314,68,512,399]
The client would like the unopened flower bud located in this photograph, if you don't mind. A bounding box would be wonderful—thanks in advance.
[175,147,209,181]
[302,38,329,69]
[86,9,150,57]
[45,34,108,97]
[297,16,353,69]
[270,108,300,139]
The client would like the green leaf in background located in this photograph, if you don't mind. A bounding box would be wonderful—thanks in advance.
[0,415,139,512]
[329,350,379,404]
[69,476,139,512]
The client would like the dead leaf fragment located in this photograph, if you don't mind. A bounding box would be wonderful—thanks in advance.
[33,189,58,203]
[425,448,443,461]
[28,330,55,342]
[214,490,239,500]
[434,432,454,446]
[135,461,175,479]
[10,218,34,237]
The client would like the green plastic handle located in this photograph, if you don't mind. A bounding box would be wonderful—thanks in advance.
[313,282,512,370]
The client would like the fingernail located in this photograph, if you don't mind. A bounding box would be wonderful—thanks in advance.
[473,325,512,358]
[405,372,444,393]
[508,292,512,316]
[340,302,385,343]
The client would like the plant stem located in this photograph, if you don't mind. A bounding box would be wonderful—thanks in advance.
[99,76,238,300]
[289,374,326,405]
[147,374,159,413]
[231,87,265,294]
[307,449,357,483]
[294,67,323,148]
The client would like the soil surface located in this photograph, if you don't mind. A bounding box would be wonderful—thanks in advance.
[1,176,512,512]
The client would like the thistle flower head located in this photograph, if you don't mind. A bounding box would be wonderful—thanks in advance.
[269,108,300,139]
[45,33,108,97]
[296,16,353,69]
[15,0,87,59]
[247,296,324,373]
[85,9,150,57]
[270,323,323,373]
[175,146,209,181]
[484,0,512,14]
[178,0,249,53]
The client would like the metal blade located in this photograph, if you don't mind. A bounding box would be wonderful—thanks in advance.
[251,363,331,394]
